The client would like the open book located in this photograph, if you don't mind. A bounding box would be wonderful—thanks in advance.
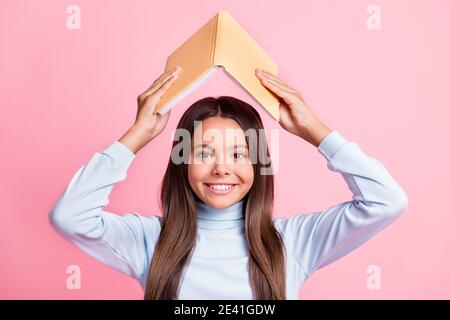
[155,10,280,121]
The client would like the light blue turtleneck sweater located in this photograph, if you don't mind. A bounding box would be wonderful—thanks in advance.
[48,131,408,299]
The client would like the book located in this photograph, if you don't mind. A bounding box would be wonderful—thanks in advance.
[155,10,280,121]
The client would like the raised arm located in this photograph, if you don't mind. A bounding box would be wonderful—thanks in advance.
[48,139,163,286]
[49,65,182,288]
[255,68,408,278]
[273,130,408,277]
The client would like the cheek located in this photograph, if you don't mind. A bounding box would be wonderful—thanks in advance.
[188,164,208,186]
[236,164,254,186]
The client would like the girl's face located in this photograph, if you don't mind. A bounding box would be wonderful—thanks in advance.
[188,116,254,209]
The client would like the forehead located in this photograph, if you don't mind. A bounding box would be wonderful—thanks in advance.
[193,117,247,144]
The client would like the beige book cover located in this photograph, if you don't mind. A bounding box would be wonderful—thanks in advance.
[155,10,280,121]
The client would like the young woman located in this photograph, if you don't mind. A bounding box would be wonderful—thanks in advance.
[49,65,408,300]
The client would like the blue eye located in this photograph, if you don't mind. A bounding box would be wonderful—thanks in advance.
[197,151,210,158]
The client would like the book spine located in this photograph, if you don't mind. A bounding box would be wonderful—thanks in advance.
[211,13,219,66]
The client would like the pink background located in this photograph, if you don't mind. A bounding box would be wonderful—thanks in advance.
[1,0,449,299]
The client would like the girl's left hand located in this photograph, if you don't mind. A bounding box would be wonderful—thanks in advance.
[255,68,332,147]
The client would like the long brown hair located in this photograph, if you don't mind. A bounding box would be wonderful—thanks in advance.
[144,96,286,299]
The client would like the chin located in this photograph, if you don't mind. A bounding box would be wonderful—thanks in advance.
[203,197,236,208]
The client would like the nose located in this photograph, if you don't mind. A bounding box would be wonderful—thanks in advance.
[212,162,231,176]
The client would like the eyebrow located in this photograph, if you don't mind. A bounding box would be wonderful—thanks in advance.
[193,144,248,150]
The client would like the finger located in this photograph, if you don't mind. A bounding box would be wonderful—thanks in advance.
[148,66,181,91]
[155,108,171,131]
[278,103,292,125]
[262,77,297,95]
[255,69,291,89]
[260,78,298,107]
[138,73,177,111]
[156,65,181,83]
[256,70,296,94]
[141,70,180,100]
[149,72,179,101]
[139,78,176,118]
[159,108,171,122]
[140,66,180,99]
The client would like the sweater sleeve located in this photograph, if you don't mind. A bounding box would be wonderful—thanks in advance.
[273,131,408,278]
[48,141,162,286]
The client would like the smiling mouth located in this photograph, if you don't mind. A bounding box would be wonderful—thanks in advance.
[204,183,238,195]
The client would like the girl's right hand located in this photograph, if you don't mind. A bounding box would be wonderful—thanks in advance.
[134,65,182,138]
[118,65,182,154]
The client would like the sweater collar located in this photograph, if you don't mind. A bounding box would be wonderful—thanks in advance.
[196,199,245,230]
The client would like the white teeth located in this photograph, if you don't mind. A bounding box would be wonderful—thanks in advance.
[208,184,233,190]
